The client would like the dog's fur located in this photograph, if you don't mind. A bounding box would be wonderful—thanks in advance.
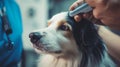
[29,12,116,67]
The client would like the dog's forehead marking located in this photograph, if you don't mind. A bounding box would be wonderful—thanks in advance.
[48,12,68,28]
[47,12,73,31]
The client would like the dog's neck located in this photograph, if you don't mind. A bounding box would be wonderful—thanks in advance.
[38,54,81,67]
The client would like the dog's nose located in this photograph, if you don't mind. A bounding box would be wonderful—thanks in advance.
[29,32,42,43]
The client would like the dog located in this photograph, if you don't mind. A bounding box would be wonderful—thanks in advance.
[29,12,116,67]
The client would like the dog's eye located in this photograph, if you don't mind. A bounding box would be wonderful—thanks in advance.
[59,25,70,31]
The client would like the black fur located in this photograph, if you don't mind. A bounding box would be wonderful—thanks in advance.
[66,13,110,67]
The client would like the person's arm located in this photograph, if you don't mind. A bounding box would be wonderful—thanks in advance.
[70,0,120,62]
[98,26,120,62]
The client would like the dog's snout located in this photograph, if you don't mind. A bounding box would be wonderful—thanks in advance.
[29,32,43,43]
[29,32,41,39]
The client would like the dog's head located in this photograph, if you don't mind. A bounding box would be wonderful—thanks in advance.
[29,12,105,64]
[29,12,79,57]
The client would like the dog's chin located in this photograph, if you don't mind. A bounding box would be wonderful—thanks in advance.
[32,41,62,54]
[33,43,46,52]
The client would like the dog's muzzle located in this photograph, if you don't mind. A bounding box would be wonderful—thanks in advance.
[29,32,46,50]
[29,32,43,44]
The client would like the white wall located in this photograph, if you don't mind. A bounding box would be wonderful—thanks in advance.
[16,0,48,50]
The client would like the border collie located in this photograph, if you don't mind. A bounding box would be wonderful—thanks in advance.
[29,12,116,67]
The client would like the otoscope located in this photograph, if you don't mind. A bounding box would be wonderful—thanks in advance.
[69,3,92,17]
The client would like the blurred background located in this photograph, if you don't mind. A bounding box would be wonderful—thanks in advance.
[16,0,75,67]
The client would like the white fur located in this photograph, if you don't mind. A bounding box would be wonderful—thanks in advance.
[31,12,115,67]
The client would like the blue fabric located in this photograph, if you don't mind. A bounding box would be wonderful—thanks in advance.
[0,0,23,67]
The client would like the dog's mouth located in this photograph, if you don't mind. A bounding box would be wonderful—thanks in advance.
[29,35,45,52]
[30,39,47,52]
[30,39,62,54]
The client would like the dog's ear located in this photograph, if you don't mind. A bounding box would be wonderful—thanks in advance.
[72,19,106,67]
[66,13,104,50]
[72,19,100,47]
[71,19,106,52]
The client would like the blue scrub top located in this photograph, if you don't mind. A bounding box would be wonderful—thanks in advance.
[0,0,23,67]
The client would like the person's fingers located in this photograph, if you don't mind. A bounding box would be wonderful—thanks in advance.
[69,0,83,10]
[74,13,92,22]
[83,13,96,23]
[83,11,93,18]
[74,15,82,22]
[69,0,84,22]
[70,0,97,23]
[83,14,89,18]
[69,2,79,10]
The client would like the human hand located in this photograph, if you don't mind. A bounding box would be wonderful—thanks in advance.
[69,0,92,22]
[70,0,120,30]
